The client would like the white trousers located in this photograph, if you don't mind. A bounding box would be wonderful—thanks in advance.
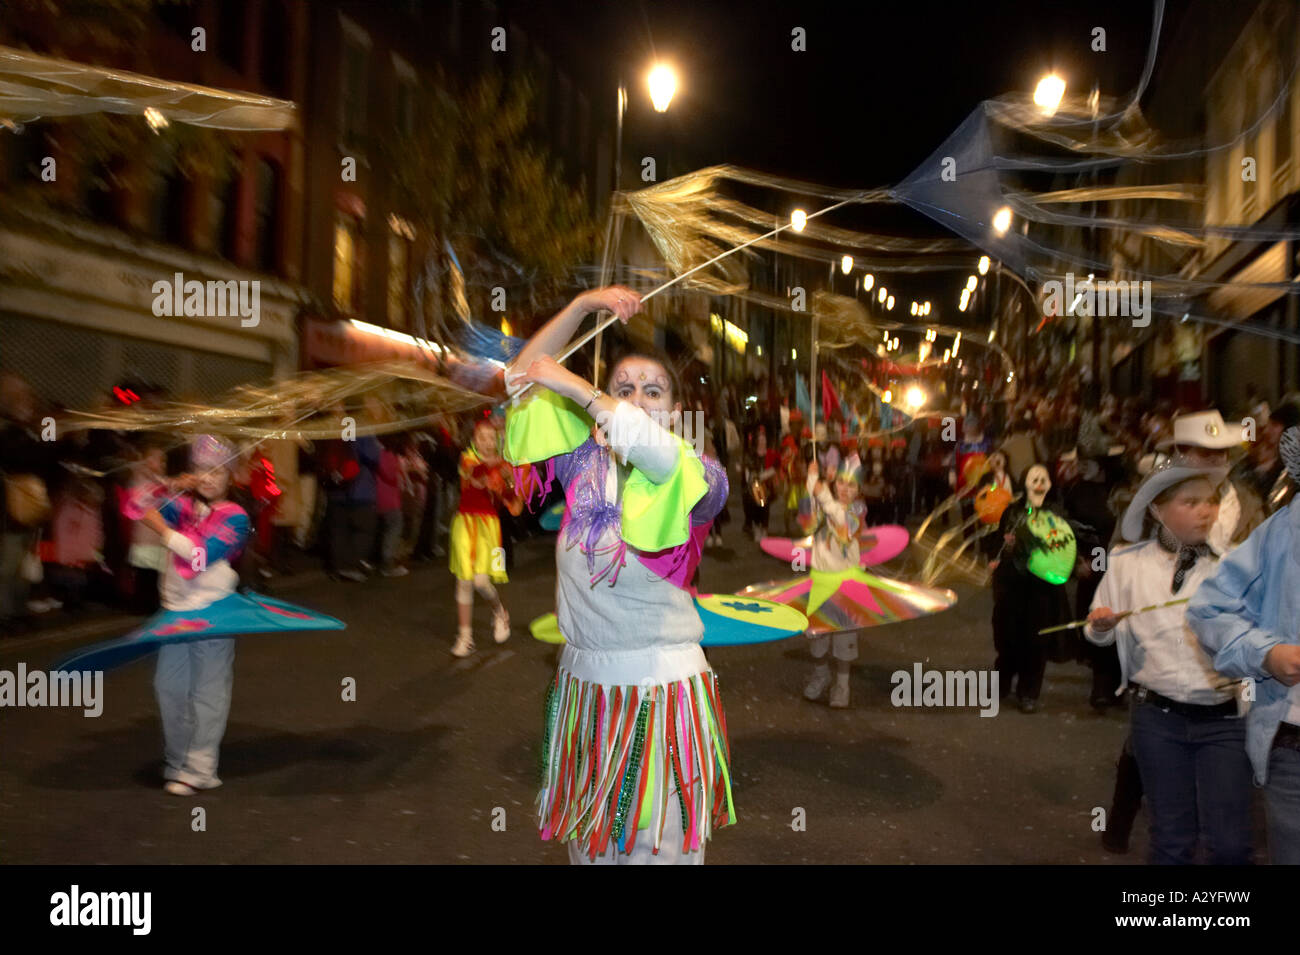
[154,638,236,788]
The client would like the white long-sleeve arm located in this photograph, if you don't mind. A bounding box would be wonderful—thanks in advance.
[164,529,194,559]
[1084,561,1124,647]
[598,402,680,484]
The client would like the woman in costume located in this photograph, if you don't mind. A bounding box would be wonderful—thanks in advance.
[506,285,733,865]
[449,417,518,657]
[800,451,865,708]
[989,463,1076,713]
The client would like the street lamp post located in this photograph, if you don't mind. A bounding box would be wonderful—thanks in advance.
[594,64,677,384]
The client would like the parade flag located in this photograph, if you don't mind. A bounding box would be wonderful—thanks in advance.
[821,370,842,423]
[795,371,811,420]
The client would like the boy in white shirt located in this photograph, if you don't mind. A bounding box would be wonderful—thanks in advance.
[1086,460,1252,864]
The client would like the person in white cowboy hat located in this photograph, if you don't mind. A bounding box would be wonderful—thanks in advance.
[1157,409,1259,555]
[1085,459,1253,864]
[1189,425,1300,864]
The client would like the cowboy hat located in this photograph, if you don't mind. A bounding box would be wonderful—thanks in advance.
[1156,409,1241,451]
[1121,459,1228,542]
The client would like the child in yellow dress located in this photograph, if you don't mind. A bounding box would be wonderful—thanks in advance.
[449,418,518,657]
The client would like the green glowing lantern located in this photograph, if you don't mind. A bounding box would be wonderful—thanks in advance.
[1025,507,1076,585]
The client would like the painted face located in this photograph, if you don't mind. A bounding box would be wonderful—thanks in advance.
[196,467,230,502]
[608,357,678,428]
[1152,477,1220,546]
[1025,465,1051,507]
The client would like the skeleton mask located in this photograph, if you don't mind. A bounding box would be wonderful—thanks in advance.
[1025,464,1051,508]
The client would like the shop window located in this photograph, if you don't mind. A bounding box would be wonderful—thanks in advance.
[333,211,365,314]
[253,159,280,272]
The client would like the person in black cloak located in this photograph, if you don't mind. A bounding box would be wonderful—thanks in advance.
[989,462,1078,713]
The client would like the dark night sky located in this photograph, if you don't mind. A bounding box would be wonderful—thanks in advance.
[508,0,1198,308]
[517,0,1167,186]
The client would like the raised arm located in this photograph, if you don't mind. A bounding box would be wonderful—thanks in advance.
[507,286,642,380]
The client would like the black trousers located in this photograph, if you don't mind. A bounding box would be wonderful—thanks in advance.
[992,570,1065,701]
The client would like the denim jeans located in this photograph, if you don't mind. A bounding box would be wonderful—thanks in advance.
[1130,697,1253,865]
[154,637,236,788]
[1265,744,1300,865]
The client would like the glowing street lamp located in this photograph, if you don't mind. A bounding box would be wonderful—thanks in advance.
[862,273,874,292]
[648,63,678,112]
[978,255,990,275]
[886,295,895,310]
[791,209,808,232]
[910,302,919,316]
[959,288,970,311]
[904,385,926,410]
[966,275,978,292]
[992,206,1013,236]
[1034,74,1066,115]
[878,287,887,303]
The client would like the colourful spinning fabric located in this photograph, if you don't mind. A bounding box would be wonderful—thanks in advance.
[738,568,956,636]
[529,593,809,649]
[759,524,910,567]
[54,591,345,672]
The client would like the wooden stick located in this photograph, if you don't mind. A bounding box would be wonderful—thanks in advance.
[1037,597,1191,636]
[511,191,868,399]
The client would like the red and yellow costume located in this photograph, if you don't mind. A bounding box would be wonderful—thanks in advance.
[449,447,517,583]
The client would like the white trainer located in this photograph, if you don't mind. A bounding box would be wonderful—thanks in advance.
[451,632,475,657]
[804,666,831,701]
